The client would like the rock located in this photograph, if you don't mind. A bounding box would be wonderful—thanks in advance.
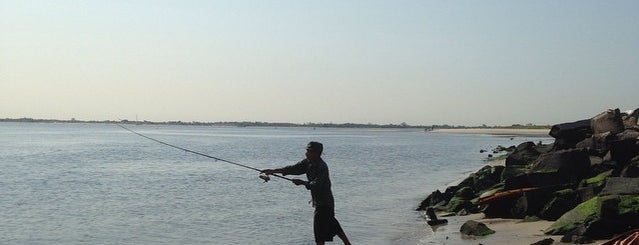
[443,195,475,213]
[510,195,529,218]
[589,155,604,166]
[455,186,476,199]
[535,141,555,154]
[523,215,541,222]
[502,165,531,187]
[460,220,495,236]
[540,197,570,221]
[527,149,591,187]
[417,185,471,211]
[599,177,639,196]
[608,138,639,165]
[481,193,521,218]
[545,196,615,236]
[417,189,450,211]
[576,132,614,156]
[420,165,505,213]
[506,142,542,166]
[468,165,503,193]
[560,224,593,244]
[617,129,639,141]
[446,201,474,214]
[516,188,562,219]
[623,115,638,129]
[623,108,639,129]
[549,119,592,149]
[540,189,578,221]
[592,108,625,135]
[545,195,639,239]
[621,155,639,177]
[578,170,613,197]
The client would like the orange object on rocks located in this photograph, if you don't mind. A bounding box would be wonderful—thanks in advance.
[602,229,639,245]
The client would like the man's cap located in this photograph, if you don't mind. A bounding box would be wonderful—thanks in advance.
[306,141,323,153]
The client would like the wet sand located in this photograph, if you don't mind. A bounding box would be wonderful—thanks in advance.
[424,212,563,245]
[423,212,612,245]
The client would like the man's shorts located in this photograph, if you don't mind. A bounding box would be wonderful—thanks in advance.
[313,206,344,242]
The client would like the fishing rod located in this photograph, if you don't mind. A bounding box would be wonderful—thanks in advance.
[116,123,292,182]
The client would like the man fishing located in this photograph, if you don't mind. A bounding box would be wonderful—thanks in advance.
[261,141,352,245]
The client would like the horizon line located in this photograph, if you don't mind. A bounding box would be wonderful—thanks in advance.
[0,117,552,129]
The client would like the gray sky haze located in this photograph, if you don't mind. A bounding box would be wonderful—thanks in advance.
[2,1,638,126]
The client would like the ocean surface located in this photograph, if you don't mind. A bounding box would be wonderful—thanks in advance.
[0,122,551,244]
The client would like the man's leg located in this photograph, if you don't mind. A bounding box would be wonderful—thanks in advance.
[337,231,351,245]
[334,219,351,245]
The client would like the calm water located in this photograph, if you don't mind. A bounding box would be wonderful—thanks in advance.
[0,122,551,244]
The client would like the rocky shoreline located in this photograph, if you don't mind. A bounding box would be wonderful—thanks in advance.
[419,108,639,244]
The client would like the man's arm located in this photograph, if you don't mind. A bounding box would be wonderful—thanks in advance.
[260,168,283,175]
[261,160,307,176]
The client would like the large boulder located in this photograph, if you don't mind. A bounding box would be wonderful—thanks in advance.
[527,148,591,187]
[617,129,639,141]
[443,186,477,213]
[417,187,458,211]
[501,165,531,187]
[599,177,639,196]
[560,224,593,244]
[579,170,613,196]
[467,165,503,193]
[539,189,579,221]
[502,142,542,181]
[623,108,639,129]
[576,132,614,156]
[591,109,624,135]
[549,119,592,149]
[545,195,639,239]
[545,196,611,236]
[506,142,542,166]
[624,115,638,129]
[608,138,639,165]
[621,155,639,177]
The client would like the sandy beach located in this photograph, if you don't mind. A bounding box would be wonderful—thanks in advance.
[431,128,550,137]
[423,207,610,245]
[424,212,563,245]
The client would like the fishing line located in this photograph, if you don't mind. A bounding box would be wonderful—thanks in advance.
[116,123,291,182]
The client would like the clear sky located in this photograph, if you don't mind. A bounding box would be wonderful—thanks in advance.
[1,1,638,126]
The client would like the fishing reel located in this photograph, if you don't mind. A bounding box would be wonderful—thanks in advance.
[259,173,271,182]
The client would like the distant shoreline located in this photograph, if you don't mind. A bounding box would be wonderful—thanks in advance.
[0,118,424,128]
[0,118,551,131]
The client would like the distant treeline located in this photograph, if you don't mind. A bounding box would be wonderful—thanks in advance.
[0,118,550,129]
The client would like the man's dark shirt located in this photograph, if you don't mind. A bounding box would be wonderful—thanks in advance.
[281,158,334,208]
